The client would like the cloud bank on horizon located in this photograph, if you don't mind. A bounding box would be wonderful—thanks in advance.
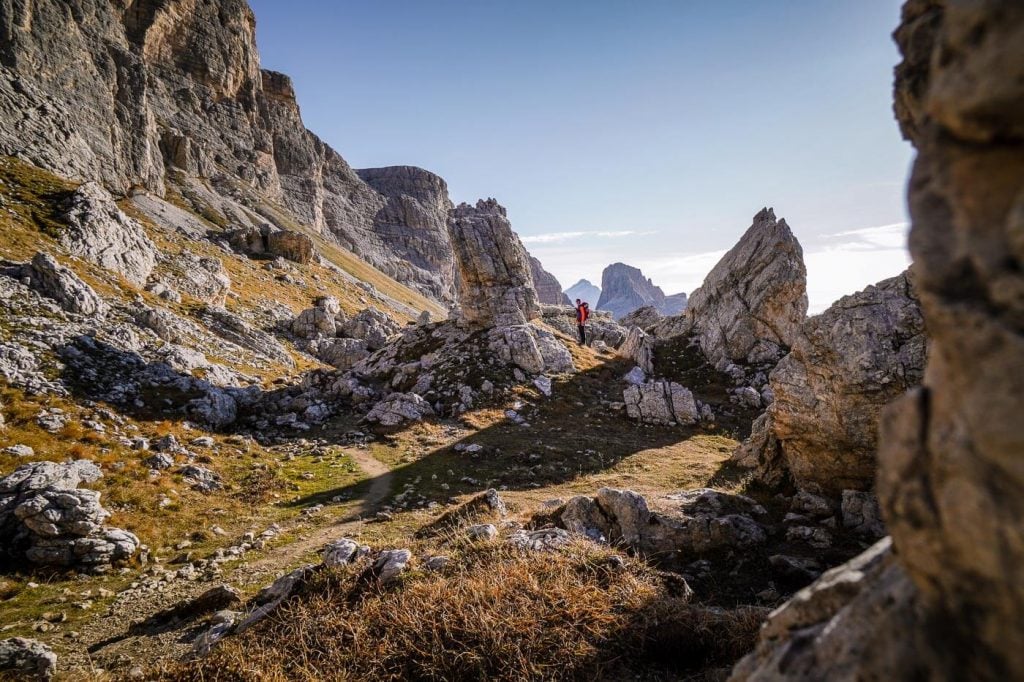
[529,222,911,314]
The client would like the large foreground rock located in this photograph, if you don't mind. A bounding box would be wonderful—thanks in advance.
[449,199,540,327]
[0,461,140,571]
[687,209,807,366]
[734,271,927,493]
[58,181,158,286]
[733,3,1024,679]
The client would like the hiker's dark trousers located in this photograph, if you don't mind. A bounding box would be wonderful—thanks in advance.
[577,324,586,344]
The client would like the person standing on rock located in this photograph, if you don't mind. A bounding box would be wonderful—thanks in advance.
[575,298,589,345]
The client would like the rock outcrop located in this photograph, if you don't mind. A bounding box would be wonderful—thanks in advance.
[449,199,540,327]
[0,638,57,681]
[225,224,315,264]
[733,2,1024,678]
[58,182,158,286]
[0,0,455,302]
[686,209,807,367]
[596,263,671,320]
[0,460,140,571]
[154,252,231,306]
[290,298,400,368]
[623,381,700,426]
[734,271,927,493]
[357,166,457,302]
[561,487,767,557]
[528,256,571,305]
[23,253,108,316]
[619,305,663,331]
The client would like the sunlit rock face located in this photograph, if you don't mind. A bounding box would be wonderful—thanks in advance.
[0,0,455,302]
[685,208,808,368]
[733,271,927,494]
[449,199,540,328]
[732,2,1024,679]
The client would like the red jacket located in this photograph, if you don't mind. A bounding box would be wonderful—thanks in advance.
[576,304,589,324]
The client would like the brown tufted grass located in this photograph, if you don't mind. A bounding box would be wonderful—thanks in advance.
[157,540,767,682]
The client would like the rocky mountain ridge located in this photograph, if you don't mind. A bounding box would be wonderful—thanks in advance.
[0,0,479,304]
[564,278,601,305]
[596,263,687,320]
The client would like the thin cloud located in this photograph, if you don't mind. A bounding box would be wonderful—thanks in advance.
[521,230,655,244]
[821,222,908,250]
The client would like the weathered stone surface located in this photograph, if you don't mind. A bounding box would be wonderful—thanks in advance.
[623,381,699,426]
[372,548,412,583]
[687,209,807,366]
[178,465,222,493]
[449,199,540,327]
[364,392,434,426]
[266,229,314,264]
[341,308,400,351]
[134,305,204,345]
[596,263,681,320]
[24,253,107,316]
[840,490,885,538]
[225,224,315,264]
[507,527,573,551]
[292,296,343,339]
[529,256,570,305]
[58,182,157,286]
[619,305,663,331]
[617,326,655,374]
[735,271,926,493]
[158,252,231,306]
[321,538,361,567]
[194,306,293,367]
[0,637,57,681]
[0,2,459,299]
[561,487,767,558]
[734,3,1024,679]
[307,337,369,370]
[0,460,139,571]
[489,324,575,375]
[729,539,931,681]
[357,166,457,303]
[467,523,498,541]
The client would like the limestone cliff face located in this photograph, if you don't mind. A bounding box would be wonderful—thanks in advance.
[528,256,570,306]
[356,166,457,302]
[0,0,455,302]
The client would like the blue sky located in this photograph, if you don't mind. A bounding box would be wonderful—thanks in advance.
[249,0,913,311]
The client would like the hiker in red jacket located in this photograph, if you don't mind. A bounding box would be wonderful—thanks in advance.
[575,299,590,345]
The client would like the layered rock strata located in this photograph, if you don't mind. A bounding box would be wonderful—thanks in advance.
[733,2,1024,678]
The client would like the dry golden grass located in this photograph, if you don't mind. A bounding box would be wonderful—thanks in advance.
[158,540,767,682]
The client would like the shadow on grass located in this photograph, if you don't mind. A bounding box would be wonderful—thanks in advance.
[289,349,760,512]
